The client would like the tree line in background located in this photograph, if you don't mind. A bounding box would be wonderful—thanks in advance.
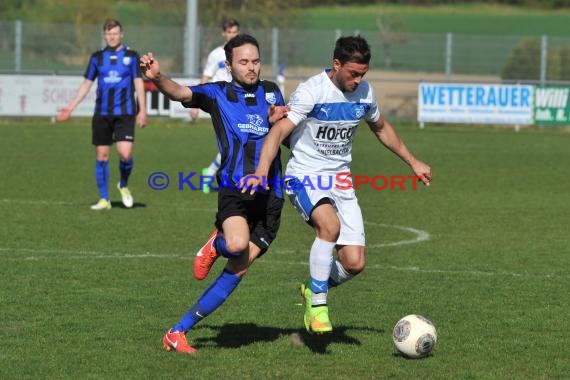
[0,0,303,28]
[315,0,570,7]
[1,0,569,80]
[502,39,570,80]
[2,0,570,28]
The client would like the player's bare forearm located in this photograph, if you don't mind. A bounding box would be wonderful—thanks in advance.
[369,117,432,186]
[140,52,192,103]
[257,118,294,175]
[57,79,93,121]
[134,78,147,128]
[152,74,191,103]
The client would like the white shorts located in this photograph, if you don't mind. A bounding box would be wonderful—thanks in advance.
[284,174,365,246]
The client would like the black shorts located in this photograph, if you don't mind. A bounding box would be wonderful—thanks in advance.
[92,115,136,146]
[216,187,284,255]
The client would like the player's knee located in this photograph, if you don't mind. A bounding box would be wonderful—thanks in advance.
[118,153,131,162]
[224,236,249,254]
[96,150,110,161]
[341,252,366,275]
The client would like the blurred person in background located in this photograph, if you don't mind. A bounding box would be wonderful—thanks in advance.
[190,17,240,194]
[57,18,147,210]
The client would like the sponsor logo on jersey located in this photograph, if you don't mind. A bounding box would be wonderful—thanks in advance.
[265,92,276,105]
[237,114,268,135]
[354,104,366,118]
[315,125,355,141]
[103,70,122,84]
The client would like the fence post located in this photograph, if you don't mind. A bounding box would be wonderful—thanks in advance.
[540,35,548,85]
[184,0,199,76]
[271,27,279,80]
[445,32,453,79]
[15,20,22,73]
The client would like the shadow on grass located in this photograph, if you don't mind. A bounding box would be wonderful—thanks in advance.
[110,201,147,209]
[194,323,384,354]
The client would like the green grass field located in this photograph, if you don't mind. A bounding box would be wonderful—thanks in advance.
[1,117,569,379]
[294,4,570,36]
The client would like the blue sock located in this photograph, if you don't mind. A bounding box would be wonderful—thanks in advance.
[214,232,241,258]
[119,157,133,188]
[310,276,329,294]
[173,270,241,333]
[95,160,109,200]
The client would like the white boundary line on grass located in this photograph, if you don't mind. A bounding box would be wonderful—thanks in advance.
[0,247,567,279]
[364,221,431,248]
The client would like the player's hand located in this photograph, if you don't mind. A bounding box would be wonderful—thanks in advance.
[268,105,289,125]
[411,160,432,186]
[137,111,147,129]
[139,52,160,80]
[56,107,71,122]
[239,173,268,195]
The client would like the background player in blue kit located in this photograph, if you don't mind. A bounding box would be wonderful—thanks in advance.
[57,18,147,210]
[140,34,289,354]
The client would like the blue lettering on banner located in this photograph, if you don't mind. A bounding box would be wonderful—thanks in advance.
[420,84,531,107]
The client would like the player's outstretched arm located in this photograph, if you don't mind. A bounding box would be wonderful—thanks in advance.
[56,79,94,122]
[368,116,432,186]
[139,52,193,103]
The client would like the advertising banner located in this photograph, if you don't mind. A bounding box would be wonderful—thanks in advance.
[418,83,534,125]
[534,86,570,126]
[0,75,96,117]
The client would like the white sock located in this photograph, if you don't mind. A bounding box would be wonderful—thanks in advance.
[329,259,354,287]
[309,237,335,306]
[206,153,221,176]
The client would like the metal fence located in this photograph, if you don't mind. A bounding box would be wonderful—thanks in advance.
[2,20,570,82]
[2,20,570,120]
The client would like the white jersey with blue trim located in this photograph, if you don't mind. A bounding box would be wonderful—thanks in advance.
[203,46,231,82]
[285,69,381,176]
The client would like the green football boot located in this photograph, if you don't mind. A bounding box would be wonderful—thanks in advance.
[300,281,333,334]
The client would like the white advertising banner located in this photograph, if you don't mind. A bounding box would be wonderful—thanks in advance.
[0,75,96,116]
[0,74,204,119]
[418,83,534,125]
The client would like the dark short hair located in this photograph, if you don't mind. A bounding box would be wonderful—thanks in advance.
[333,35,371,65]
[222,17,240,32]
[224,34,259,63]
[103,19,122,32]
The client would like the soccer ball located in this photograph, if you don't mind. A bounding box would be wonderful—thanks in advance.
[392,314,437,358]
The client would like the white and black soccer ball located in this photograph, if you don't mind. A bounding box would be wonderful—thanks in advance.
[392,314,437,358]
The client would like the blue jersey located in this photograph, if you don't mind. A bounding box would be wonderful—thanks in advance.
[84,45,141,116]
[184,81,285,198]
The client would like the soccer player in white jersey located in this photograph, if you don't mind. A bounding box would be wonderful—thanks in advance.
[245,36,432,334]
[190,18,240,193]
